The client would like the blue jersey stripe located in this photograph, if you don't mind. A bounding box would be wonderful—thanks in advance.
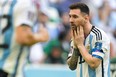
[80,64,83,77]
[89,34,93,54]
[2,0,16,67]
[88,65,96,77]
[107,59,110,77]
[0,0,17,72]
[92,54,103,60]
[88,34,96,77]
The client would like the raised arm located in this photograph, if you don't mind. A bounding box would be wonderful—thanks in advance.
[15,24,49,46]
[13,1,49,46]
[67,47,80,70]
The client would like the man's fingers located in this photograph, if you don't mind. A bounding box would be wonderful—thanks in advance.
[72,30,75,37]
[79,26,84,34]
[74,30,77,37]
[77,27,79,35]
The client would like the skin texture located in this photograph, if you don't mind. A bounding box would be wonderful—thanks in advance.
[67,9,101,70]
[16,24,49,46]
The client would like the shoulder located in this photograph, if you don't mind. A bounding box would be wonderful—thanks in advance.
[13,0,37,27]
[14,0,37,13]
[91,26,110,43]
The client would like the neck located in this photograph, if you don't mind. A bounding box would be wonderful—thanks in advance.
[83,22,92,38]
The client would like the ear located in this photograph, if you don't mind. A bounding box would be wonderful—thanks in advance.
[81,15,89,25]
[84,15,89,21]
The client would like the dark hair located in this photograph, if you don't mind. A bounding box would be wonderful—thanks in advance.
[69,2,89,15]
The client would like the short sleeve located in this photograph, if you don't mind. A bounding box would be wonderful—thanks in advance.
[92,39,110,60]
[13,0,37,28]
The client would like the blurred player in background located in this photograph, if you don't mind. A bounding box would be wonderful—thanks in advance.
[67,2,110,77]
[0,0,49,77]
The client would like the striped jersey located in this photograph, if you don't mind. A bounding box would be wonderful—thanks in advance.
[0,0,37,77]
[68,26,110,77]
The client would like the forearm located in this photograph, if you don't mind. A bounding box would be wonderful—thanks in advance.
[33,32,49,42]
[78,45,100,69]
[20,32,49,46]
[16,24,49,46]
[67,49,79,70]
[16,26,49,46]
[17,33,38,46]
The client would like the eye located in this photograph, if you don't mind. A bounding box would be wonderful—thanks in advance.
[69,15,71,18]
[73,15,78,18]
[69,15,79,19]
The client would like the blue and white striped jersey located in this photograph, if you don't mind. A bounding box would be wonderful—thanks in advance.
[0,0,37,77]
[68,26,110,77]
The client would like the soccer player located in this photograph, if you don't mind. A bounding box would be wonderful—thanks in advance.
[0,0,49,77]
[67,2,110,77]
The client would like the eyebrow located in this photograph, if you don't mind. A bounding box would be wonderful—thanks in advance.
[69,14,79,17]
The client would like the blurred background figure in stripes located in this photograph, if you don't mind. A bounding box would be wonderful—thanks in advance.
[0,0,49,77]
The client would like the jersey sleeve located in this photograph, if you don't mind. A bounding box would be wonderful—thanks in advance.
[13,0,37,28]
[92,39,110,60]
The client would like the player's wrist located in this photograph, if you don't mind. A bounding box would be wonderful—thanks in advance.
[77,44,84,49]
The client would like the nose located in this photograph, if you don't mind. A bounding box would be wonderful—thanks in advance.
[69,17,74,23]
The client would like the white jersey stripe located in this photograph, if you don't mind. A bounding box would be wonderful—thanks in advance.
[92,52,104,59]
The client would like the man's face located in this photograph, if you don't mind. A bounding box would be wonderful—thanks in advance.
[69,9,86,30]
